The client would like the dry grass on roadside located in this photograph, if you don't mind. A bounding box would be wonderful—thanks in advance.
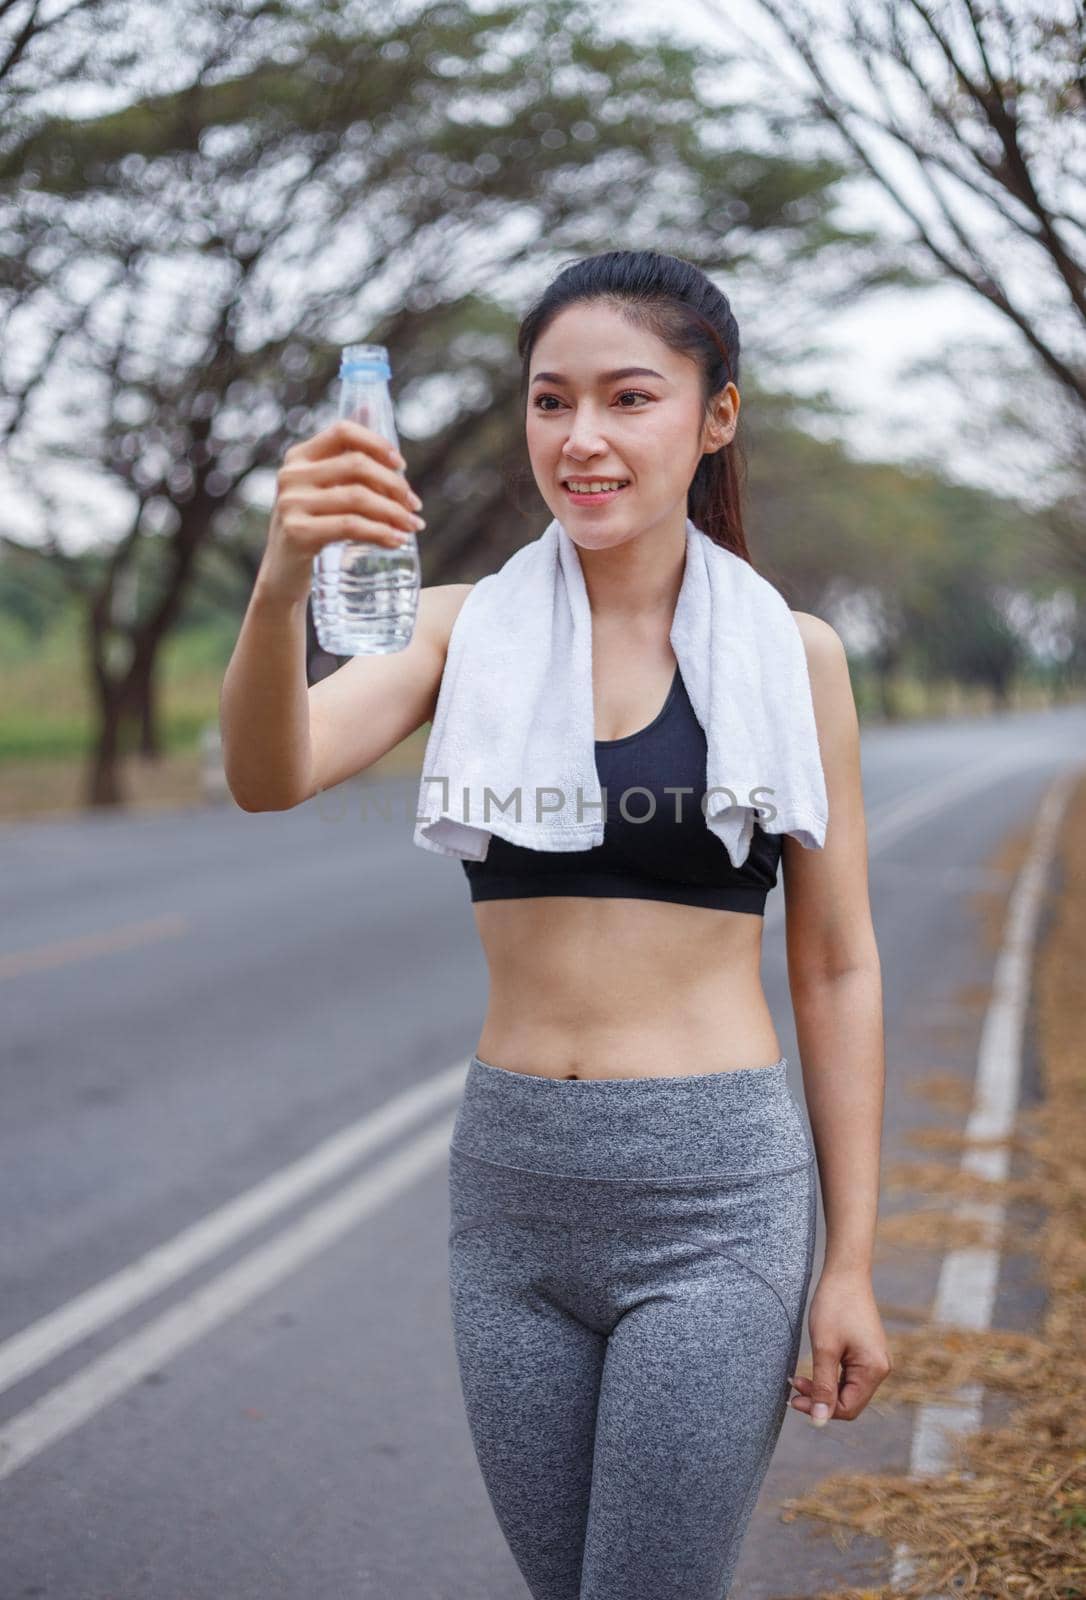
[0,748,209,820]
[0,728,430,822]
[771,770,1086,1600]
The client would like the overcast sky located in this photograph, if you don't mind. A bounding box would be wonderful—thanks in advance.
[3,0,1073,555]
[620,0,1070,509]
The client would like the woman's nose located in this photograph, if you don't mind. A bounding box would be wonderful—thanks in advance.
[562,424,608,455]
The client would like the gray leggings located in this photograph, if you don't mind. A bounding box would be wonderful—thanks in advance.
[447,1053,818,1600]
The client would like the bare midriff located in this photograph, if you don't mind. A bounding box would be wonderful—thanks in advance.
[470,894,782,1081]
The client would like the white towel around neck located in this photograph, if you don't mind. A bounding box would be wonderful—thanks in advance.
[412,515,828,869]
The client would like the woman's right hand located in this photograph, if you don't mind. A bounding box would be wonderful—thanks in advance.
[255,417,426,607]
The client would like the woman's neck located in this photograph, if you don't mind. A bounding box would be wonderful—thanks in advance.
[575,514,687,624]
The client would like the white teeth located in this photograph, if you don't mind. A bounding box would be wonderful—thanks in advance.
[565,480,628,494]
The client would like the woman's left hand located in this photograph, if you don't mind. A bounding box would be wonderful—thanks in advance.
[787,1269,892,1426]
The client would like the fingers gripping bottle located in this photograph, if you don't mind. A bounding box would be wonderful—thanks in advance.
[310,343,421,654]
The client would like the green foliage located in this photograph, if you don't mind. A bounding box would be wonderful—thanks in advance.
[0,607,235,765]
[0,546,75,646]
[2,0,1081,804]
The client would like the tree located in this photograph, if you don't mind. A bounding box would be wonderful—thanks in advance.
[705,0,1084,404]
[1,0,898,806]
[698,0,1086,560]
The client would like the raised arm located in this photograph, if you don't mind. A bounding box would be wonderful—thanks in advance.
[219,415,469,811]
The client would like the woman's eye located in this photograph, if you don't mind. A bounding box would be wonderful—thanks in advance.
[533,390,653,412]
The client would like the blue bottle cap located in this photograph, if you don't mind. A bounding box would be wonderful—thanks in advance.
[340,359,391,380]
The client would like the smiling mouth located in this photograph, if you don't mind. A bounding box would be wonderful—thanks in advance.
[561,481,631,498]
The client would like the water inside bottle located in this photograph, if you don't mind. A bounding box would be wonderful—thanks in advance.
[310,343,421,655]
[312,538,419,655]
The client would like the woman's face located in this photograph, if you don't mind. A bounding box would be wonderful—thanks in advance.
[524,300,737,550]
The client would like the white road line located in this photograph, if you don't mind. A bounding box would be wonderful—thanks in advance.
[864,748,1049,853]
[0,1060,468,1400]
[890,767,1078,1595]
[0,1113,459,1481]
[765,745,1048,932]
[0,744,1067,1489]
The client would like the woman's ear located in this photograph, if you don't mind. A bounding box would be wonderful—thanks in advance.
[702,384,740,453]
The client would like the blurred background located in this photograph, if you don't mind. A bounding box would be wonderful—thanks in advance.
[4,7,1085,1597]
[1,0,1083,818]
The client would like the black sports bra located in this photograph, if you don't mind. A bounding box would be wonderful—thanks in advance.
[460,662,782,915]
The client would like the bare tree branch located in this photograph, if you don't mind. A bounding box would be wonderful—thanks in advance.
[700,0,1086,408]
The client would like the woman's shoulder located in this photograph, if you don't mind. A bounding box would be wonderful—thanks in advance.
[789,610,855,733]
[789,609,846,671]
[420,582,476,659]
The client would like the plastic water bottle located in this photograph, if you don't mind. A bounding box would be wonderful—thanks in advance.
[310,343,421,655]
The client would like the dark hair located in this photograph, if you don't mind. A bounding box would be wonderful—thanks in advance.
[516,249,751,562]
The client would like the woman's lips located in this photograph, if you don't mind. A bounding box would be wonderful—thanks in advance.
[562,482,630,506]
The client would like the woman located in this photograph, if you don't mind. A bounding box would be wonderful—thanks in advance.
[221,249,891,1600]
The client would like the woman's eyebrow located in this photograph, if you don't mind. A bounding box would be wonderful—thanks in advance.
[529,366,669,387]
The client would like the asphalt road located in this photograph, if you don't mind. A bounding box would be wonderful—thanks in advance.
[1,698,1082,1599]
